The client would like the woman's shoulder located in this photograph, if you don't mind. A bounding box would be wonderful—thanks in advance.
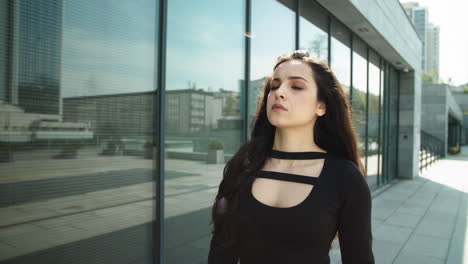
[327,154,368,196]
[326,153,361,175]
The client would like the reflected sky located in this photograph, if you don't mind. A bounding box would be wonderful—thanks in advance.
[251,0,295,80]
[61,0,156,98]
[369,62,380,96]
[331,39,351,88]
[353,52,367,93]
[166,0,244,92]
[300,17,328,62]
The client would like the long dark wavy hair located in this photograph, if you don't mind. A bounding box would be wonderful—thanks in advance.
[209,49,366,250]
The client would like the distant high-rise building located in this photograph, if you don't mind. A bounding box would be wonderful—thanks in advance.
[402,1,440,80]
[427,23,440,80]
[3,0,64,114]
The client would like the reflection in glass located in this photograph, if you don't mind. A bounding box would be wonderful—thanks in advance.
[299,0,328,62]
[381,63,399,184]
[249,0,296,137]
[387,67,399,182]
[367,51,380,188]
[0,0,158,263]
[352,37,368,169]
[379,63,385,184]
[165,0,245,263]
[330,19,351,96]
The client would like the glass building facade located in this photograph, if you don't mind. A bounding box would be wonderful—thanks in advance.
[0,0,401,263]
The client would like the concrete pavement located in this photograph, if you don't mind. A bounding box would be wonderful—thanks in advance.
[329,145,468,264]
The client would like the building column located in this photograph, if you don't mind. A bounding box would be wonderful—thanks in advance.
[398,70,421,179]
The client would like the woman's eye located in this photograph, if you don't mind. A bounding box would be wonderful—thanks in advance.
[271,86,302,90]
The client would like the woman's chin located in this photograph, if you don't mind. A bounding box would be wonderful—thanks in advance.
[269,120,289,128]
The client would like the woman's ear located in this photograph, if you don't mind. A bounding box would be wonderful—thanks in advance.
[317,102,326,116]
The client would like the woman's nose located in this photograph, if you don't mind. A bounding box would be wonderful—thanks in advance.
[275,85,286,99]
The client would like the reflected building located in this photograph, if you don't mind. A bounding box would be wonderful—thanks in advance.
[16,0,63,115]
[63,88,241,153]
[0,0,91,148]
[64,92,155,141]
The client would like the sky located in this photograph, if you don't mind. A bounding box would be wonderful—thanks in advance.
[59,0,468,99]
[401,0,468,86]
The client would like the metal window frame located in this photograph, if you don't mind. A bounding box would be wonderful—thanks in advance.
[350,34,353,104]
[155,0,167,263]
[244,0,251,143]
[377,56,383,186]
[364,45,369,173]
[295,0,300,50]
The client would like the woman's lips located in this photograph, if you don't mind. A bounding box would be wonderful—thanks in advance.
[272,103,287,111]
[272,107,286,111]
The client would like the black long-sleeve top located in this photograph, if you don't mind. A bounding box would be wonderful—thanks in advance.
[208,150,375,264]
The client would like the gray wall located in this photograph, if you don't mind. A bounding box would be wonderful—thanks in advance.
[317,0,423,179]
[448,91,468,144]
[422,83,463,153]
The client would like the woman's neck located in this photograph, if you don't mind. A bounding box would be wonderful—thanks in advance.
[272,125,325,153]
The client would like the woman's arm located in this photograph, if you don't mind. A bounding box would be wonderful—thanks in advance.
[208,178,240,264]
[208,230,240,264]
[337,165,375,264]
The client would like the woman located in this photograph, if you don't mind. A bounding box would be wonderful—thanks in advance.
[208,50,374,264]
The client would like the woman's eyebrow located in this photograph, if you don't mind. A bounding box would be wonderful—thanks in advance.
[271,76,309,83]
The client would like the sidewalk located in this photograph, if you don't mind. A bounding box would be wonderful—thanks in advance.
[329,145,468,264]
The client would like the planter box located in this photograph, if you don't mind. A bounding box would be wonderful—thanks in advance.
[207,149,224,164]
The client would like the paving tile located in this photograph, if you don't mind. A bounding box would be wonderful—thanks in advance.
[373,224,412,245]
[393,252,444,264]
[372,207,397,221]
[0,241,17,261]
[414,218,455,239]
[403,198,433,208]
[373,198,403,209]
[372,239,402,264]
[423,210,458,223]
[400,234,450,260]
[1,230,57,256]
[446,194,467,264]
[395,202,428,216]
[0,223,44,238]
[384,212,422,228]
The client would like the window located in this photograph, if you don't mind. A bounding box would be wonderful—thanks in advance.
[165,0,245,262]
[0,1,159,263]
[248,0,296,137]
[330,19,351,96]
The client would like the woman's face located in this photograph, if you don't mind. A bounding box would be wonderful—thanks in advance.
[266,59,325,128]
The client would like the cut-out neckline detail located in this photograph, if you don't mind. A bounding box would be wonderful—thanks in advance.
[256,171,319,185]
[270,149,327,160]
[250,155,327,209]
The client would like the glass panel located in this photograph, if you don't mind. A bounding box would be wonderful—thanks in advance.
[379,61,385,185]
[382,62,390,184]
[381,62,399,185]
[0,0,158,263]
[248,0,296,137]
[352,37,368,169]
[330,19,351,96]
[165,0,245,263]
[299,0,328,62]
[367,51,380,188]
